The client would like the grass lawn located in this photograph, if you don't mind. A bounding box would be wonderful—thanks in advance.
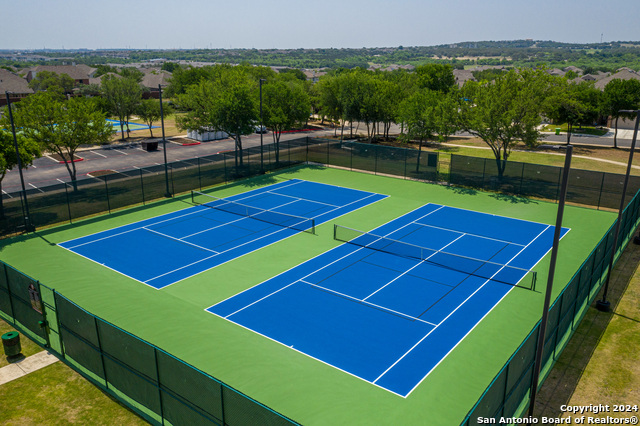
[0,320,42,368]
[534,237,640,419]
[388,137,640,177]
[541,123,609,136]
[0,320,146,425]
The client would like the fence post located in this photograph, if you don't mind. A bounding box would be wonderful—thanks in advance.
[4,263,16,326]
[153,348,166,425]
[220,383,226,426]
[597,174,605,210]
[197,158,202,191]
[374,145,379,175]
[94,316,109,389]
[104,176,111,214]
[64,182,73,224]
[53,291,66,359]
[140,169,146,206]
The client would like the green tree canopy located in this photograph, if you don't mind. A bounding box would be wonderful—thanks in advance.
[544,79,601,144]
[414,64,456,93]
[0,130,41,216]
[262,76,311,162]
[136,99,171,139]
[177,69,258,167]
[9,92,115,188]
[28,70,75,94]
[601,78,640,148]
[101,75,144,139]
[460,68,551,177]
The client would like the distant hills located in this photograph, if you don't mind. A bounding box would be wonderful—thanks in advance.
[2,40,640,71]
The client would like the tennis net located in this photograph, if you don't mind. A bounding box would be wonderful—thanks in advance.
[191,190,316,234]
[334,225,537,290]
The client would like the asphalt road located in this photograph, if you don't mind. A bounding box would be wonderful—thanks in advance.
[2,126,633,196]
[2,128,337,195]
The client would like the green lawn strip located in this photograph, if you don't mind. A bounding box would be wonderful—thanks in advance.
[0,319,44,369]
[0,165,615,425]
[0,362,147,425]
[541,124,609,136]
[432,145,633,176]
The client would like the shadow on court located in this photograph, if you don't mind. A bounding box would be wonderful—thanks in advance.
[532,238,640,419]
[490,193,538,204]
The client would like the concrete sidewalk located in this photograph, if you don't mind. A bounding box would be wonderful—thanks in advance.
[0,351,59,385]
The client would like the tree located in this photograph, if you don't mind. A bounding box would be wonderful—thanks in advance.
[0,130,41,217]
[136,99,171,138]
[460,68,551,178]
[101,75,144,140]
[398,89,460,169]
[263,77,311,162]
[10,92,115,189]
[545,80,601,144]
[161,62,180,73]
[415,64,456,93]
[177,69,258,168]
[28,70,75,94]
[601,79,640,148]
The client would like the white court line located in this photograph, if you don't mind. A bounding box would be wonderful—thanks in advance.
[412,221,527,247]
[373,224,552,392]
[220,205,444,317]
[180,197,301,239]
[64,207,209,249]
[266,190,340,208]
[143,227,219,254]
[145,221,300,284]
[162,188,390,289]
[363,233,466,302]
[299,279,437,327]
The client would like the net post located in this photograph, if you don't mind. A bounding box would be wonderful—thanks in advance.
[333,224,337,240]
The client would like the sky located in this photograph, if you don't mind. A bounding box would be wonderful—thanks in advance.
[2,0,640,50]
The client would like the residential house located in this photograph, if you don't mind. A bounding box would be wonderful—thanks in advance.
[23,64,97,86]
[0,68,33,106]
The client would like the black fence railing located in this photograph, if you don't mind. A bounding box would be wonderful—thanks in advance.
[460,178,640,423]
[449,154,640,210]
[0,262,299,426]
[3,137,640,425]
[0,138,439,237]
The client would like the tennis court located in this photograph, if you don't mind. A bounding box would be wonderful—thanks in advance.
[106,119,158,133]
[58,178,387,289]
[208,203,569,397]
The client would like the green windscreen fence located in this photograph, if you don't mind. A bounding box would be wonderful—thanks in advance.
[3,139,640,424]
[449,154,640,210]
[461,183,640,424]
[0,284,300,426]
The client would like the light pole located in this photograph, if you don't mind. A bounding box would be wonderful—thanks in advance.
[596,109,640,312]
[5,91,34,232]
[528,144,573,416]
[158,84,171,198]
[259,78,266,173]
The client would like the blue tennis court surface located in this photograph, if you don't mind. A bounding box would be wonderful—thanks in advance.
[106,119,158,132]
[59,179,387,289]
[207,204,569,397]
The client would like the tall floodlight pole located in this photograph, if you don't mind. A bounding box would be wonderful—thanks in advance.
[158,84,171,198]
[528,144,573,416]
[5,91,34,232]
[259,78,266,173]
[596,109,640,312]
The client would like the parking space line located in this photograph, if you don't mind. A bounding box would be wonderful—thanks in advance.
[28,183,45,193]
